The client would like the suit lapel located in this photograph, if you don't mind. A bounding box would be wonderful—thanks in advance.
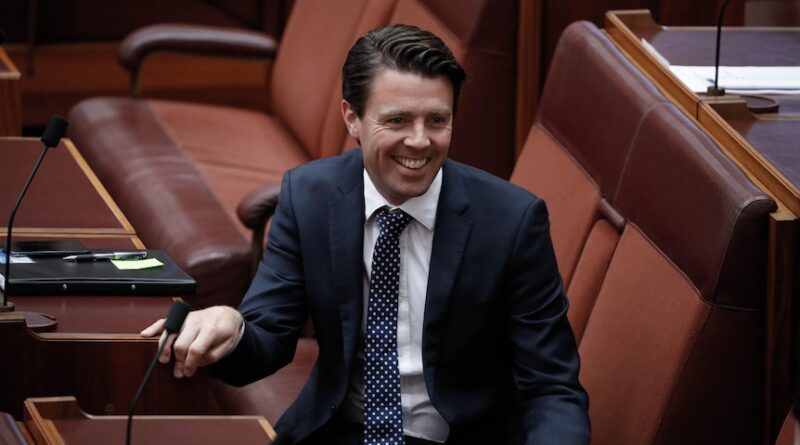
[423,160,472,391]
[329,151,365,372]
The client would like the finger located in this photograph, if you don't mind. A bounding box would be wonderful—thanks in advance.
[158,331,177,364]
[203,335,238,367]
[140,318,166,337]
[171,320,200,379]
[181,328,218,377]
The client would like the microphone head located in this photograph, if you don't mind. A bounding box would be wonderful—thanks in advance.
[41,114,69,148]
[0,30,6,45]
[163,301,192,334]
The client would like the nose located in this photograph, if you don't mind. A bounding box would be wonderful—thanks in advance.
[404,121,430,149]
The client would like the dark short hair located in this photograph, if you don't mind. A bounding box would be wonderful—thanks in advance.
[342,24,467,117]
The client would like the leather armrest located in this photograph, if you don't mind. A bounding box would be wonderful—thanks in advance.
[237,182,281,275]
[237,182,281,230]
[118,24,278,94]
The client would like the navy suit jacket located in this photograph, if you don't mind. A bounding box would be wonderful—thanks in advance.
[212,149,590,444]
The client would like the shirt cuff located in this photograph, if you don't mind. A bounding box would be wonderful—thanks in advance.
[231,317,246,352]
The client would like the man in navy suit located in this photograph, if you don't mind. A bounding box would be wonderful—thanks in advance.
[143,24,589,445]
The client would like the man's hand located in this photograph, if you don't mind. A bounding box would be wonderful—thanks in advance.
[140,305,244,379]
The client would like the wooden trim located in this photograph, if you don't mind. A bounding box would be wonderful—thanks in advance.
[514,0,542,158]
[604,10,800,217]
[259,417,277,440]
[765,210,798,444]
[23,397,275,443]
[0,48,22,136]
[4,42,271,127]
[0,48,21,80]
[23,398,70,445]
[2,227,132,236]
[604,10,699,117]
[64,139,137,235]
[696,103,800,216]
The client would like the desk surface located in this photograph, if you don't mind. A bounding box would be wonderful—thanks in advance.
[605,10,800,216]
[0,138,214,419]
[24,397,273,445]
[0,137,134,234]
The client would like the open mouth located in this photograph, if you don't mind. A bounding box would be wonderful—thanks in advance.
[393,156,429,170]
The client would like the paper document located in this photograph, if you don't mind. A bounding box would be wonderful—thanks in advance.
[0,252,34,264]
[669,66,800,94]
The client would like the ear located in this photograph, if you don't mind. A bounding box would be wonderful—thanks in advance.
[341,99,360,139]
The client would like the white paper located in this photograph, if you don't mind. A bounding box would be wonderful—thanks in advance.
[669,65,800,94]
[0,252,34,264]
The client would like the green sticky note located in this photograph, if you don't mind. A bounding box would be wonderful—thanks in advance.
[111,258,164,270]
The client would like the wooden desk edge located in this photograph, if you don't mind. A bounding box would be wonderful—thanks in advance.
[24,397,276,443]
[604,9,800,217]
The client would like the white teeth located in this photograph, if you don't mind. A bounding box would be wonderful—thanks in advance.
[395,156,428,169]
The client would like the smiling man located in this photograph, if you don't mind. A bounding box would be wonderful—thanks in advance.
[142,24,590,445]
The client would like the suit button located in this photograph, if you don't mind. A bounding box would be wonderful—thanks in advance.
[330,404,336,414]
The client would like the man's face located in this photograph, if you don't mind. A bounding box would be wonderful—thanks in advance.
[342,68,453,205]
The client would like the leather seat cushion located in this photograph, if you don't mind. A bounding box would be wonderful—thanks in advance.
[148,99,311,236]
[68,96,311,307]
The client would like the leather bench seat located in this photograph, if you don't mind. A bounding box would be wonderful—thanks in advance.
[512,22,777,443]
[68,97,308,307]
[511,21,670,340]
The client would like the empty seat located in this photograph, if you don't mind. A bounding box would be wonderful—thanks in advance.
[511,21,668,338]
[512,21,777,443]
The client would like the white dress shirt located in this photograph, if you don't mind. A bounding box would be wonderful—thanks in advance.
[340,168,449,443]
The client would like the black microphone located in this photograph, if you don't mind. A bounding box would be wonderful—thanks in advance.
[126,300,192,445]
[1,115,68,331]
[0,30,6,45]
[707,0,732,97]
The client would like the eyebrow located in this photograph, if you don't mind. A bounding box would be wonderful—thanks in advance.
[377,108,453,118]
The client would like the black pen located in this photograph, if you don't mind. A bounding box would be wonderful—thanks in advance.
[62,252,148,262]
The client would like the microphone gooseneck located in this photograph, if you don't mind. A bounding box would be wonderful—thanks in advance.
[708,0,732,96]
[126,301,191,445]
[2,115,68,309]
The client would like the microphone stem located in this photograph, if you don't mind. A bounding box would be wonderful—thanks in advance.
[713,0,732,91]
[126,335,169,445]
[3,145,51,305]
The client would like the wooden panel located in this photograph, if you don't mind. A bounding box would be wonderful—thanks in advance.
[0,48,22,136]
[24,397,274,445]
[538,0,743,110]
[0,138,134,235]
[4,43,271,128]
[515,0,543,157]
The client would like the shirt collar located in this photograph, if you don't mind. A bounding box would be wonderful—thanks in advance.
[363,168,441,231]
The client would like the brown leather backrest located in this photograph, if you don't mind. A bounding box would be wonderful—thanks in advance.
[580,103,775,444]
[512,22,667,332]
[393,0,518,177]
[272,0,518,177]
[536,21,667,200]
[271,0,397,159]
[515,20,777,442]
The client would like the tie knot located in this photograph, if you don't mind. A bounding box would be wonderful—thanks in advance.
[376,208,412,237]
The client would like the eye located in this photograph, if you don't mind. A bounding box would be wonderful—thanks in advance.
[384,116,405,125]
[429,115,449,126]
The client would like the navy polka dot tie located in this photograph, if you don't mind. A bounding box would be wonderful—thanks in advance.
[364,208,412,445]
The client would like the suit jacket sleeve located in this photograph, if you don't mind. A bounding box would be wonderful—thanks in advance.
[510,198,590,444]
[210,170,308,386]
